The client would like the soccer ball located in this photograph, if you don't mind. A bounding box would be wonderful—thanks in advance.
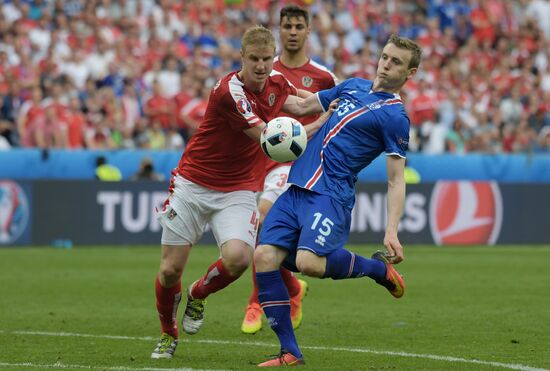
[260,117,307,162]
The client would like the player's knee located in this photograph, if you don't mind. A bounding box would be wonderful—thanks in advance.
[296,256,325,278]
[253,245,278,271]
[158,262,183,286]
[221,243,252,275]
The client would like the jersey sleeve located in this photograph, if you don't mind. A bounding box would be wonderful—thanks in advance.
[283,76,298,96]
[218,90,264,131]
[271,69,298,96]
[316,78,354,111]
[326,70,338,88]
[382,112,410,158]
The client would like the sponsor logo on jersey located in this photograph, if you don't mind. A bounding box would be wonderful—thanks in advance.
[268,93,276,107]
[429,181,502,245]
[398,137,409,150]
[0,180,30,245]
[366,101,382,110]
[236,97,252,114]
[302,76,313,88]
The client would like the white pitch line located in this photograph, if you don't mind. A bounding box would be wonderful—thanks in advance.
[0,362,225,371]
[1,330,548,371]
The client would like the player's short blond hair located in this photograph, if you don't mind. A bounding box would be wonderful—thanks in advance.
[241,26,276,54]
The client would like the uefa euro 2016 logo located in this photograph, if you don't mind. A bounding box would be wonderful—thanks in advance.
[0,180,29,244]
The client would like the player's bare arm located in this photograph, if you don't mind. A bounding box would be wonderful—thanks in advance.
[384,155,406,263]
[282,94,339,136]
[281,93,322,117]
[243,97,338,142]
[297,89,313,98]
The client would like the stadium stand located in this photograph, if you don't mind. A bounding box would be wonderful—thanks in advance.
[0,0,549,154]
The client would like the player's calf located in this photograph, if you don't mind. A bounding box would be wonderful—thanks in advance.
[295,251,326,277]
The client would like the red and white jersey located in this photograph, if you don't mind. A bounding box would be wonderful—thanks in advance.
[177,71,297,192]
[266,57,337,172]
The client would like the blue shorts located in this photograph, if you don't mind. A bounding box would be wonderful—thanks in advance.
[259,185,351,271]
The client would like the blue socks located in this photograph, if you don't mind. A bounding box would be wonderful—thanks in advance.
[256,270,302,359]
[323,249,386,280]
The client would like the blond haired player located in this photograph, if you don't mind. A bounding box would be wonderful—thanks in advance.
[151,25,337,359]
[241,4,338,335]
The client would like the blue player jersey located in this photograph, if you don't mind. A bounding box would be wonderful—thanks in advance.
[288,78,410,210]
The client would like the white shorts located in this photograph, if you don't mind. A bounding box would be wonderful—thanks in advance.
[157,175,259,247]
[259,165,292,204]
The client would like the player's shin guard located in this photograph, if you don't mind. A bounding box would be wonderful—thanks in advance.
[155,276,181,339]
[323,248,386,280]
[257,270,303,359]
[190,258,240,299]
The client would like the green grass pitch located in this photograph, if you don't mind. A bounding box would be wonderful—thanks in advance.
[1,245,549,371]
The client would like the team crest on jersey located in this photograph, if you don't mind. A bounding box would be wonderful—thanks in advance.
[302,76,313,88]
[236,97,252,114]
[268,93,276,107]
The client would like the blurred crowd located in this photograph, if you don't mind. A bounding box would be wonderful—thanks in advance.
[1,0,549,153]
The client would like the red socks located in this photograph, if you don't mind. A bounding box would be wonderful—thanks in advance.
[280,267,301,298]
[190,258,240,299]
[155,276,181,339]
[248,263,260,305]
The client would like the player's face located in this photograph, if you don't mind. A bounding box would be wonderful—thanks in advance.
[375,43,417,92]
[280,16,309,53]
[240,45,275,89]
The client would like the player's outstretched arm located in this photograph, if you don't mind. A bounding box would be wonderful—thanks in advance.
[242,97,337,143]
[282,94,322,117]
[384,155,406,263]
[296,89,314,98]
[243,120,267,142]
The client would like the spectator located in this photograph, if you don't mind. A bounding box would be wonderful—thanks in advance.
[0,95,14,148]
[446,117,469,153]
[85,38,115,81]
[0,124,11,149]
[500,84,524,125]
[165,126,185,151]
[156,55,181,98]
[178,83,208,138]
[95,155,122,181]
[0,0,548,154]
[120,80,141,132]
[404,159,421,184]
[60,50,90,90]
[130,157,164,181]
[408,79,438,127]
[146,119,166,150]
[17,86,43,147]
[143,80,174,130]
[31,105,68,149]
[420,112,448,154]
[66,96,87,149]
